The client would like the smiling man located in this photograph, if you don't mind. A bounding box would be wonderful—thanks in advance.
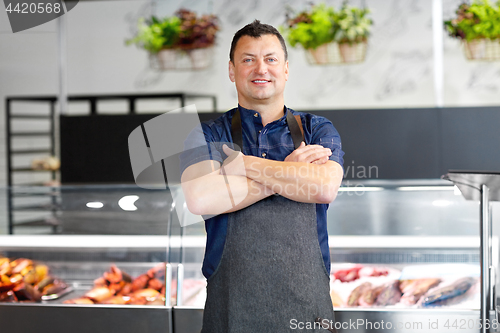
[180,20,344,332]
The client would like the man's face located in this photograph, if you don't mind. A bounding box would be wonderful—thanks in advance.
[229,34,289,107]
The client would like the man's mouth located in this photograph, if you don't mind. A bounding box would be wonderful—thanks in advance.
[252,79,271,84]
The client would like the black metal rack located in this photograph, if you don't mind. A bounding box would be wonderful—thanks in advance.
[5,93,218,234]
[5,96,59,234]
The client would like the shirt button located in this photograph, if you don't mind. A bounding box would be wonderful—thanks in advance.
[258,130,261,133]
[262,152,267,157]
[254,113,258,117]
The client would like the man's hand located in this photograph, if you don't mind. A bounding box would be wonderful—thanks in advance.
[284,142,332,165]
[220,144,246,177]
[239,141,341,204]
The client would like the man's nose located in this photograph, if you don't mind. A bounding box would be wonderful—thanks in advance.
[254,59,268,74]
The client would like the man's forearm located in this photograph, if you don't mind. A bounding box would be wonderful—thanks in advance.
[183,173,274,216]
[223,176,275,213]
[243,156,342,204]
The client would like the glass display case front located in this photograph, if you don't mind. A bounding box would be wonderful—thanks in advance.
[0,180,497,333]
[0,185,177,333]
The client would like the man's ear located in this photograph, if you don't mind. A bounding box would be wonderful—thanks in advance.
[229,60,235,82]
[284,60,289,81]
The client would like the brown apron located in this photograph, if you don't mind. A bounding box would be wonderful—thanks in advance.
[201,109,337,332]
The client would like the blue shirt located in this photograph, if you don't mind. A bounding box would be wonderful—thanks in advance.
[180,105,344,279]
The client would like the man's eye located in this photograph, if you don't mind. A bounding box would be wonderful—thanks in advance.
[267,58,277,62]
[243,59,252,62]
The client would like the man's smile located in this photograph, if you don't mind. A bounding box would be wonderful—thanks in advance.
[251,79,271,85]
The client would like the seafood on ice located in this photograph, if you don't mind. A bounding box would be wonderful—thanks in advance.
[0,257,69,303]
[64,263,166,305]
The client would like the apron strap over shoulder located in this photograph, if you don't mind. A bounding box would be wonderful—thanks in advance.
[231,109,243,151]
[287,112,304,149]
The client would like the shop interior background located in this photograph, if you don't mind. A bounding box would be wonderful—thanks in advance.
[1,0,500,234]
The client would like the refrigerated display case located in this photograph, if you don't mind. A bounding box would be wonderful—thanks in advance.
[0,185,177,333]
[1,179,498,333]
[172,179,499,333]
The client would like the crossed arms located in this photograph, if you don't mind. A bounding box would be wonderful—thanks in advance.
[181,141,343,216]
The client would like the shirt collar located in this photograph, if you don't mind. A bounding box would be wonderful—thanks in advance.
[237,104,289,124]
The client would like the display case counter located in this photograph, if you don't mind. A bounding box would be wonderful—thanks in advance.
[0,235,173,333]
[171,180,497,333]
[171,233,486,333]
[1,180,497,333]
[1,184,178,333]
[0,303,171,333]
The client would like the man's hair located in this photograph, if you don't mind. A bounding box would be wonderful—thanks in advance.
[229,20,288,63]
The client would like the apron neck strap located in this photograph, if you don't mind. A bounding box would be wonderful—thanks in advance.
[231,107,304,151]
[231,108,243,151]
[287,110,305,149]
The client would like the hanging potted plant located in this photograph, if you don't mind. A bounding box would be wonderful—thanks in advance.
[444,0,500,61]
[282,2,372,65]
[333,3,372,63]
[283,4,336,64]
[126,9,220,70]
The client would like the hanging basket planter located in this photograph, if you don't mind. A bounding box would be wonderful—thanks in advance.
[305,41,368,65]
[462,39,500,61]
[444,1,500,61]
[127,9,220,71]
[150,46,214,71]
[282,3,372,67]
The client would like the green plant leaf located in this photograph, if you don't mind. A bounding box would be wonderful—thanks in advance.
[125,9,219,53]
[444,0,500,40]
[282,2,372,49]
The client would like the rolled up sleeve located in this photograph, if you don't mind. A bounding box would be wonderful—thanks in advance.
[179,123,223,175]
[311,119,345,169]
